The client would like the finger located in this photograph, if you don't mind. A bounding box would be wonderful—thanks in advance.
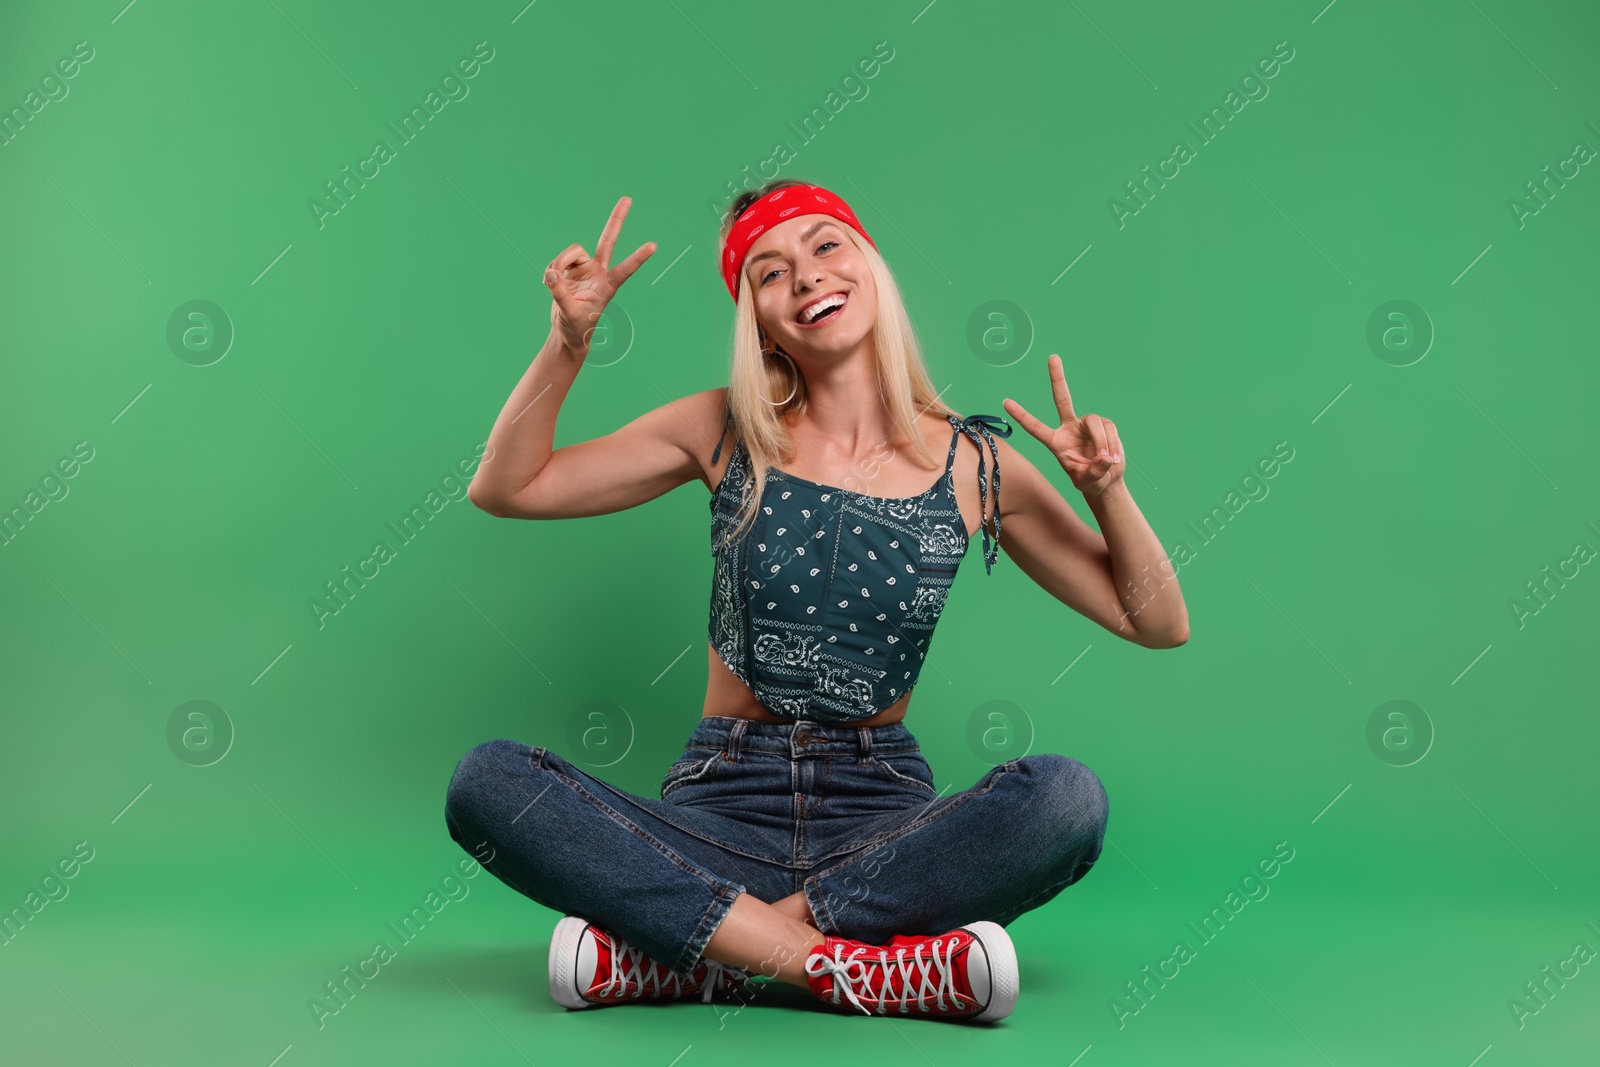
[1103,417,1123,462]
[594,196,632,268]
[543,265,573,302]
[545,244,591,293]
[608,240,659,288]
[1001,397,1056,443]
[549,243,590,273]
[1084,413,1109,457]
[1049,354,1077,421]
[542,265,566,299]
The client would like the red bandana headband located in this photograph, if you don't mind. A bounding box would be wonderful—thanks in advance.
[720,184,876,302]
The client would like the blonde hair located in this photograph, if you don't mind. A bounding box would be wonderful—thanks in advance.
[714,177,958,551]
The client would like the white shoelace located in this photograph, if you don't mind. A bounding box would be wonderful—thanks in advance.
[805,937,964,1015]
[597,933,748,1004]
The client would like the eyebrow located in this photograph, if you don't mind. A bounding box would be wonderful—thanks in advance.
[745,220,839,273]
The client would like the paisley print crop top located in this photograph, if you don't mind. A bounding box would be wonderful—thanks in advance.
[707,400,1012,724]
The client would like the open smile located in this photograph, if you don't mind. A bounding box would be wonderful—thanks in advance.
[794,290,848,328]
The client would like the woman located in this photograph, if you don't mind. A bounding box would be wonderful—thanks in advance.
[445,179,1189,1022]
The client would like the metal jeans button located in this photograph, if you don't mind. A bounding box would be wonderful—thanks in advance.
[794,728,811,746]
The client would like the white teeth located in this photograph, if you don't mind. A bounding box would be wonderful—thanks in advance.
[800,293,845,323]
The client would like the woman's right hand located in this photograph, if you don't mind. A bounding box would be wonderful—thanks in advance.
[544,196,657,354]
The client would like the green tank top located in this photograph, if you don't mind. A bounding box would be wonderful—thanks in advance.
[707,400,1011,723]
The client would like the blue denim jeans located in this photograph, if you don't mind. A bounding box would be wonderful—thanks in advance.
[443,716,1108,978]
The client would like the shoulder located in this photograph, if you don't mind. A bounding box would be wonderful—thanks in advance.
[640,386,729,444]
[623,387,733,493]
[672,386,732,434]
[947,412,1034,531]
[946,412,1022,467]
[694,386,737,491]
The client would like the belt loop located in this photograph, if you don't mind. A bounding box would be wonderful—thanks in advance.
[857,725,872,764]
[727,719,747,762]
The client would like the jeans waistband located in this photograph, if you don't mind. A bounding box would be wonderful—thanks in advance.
[688,715,922,760]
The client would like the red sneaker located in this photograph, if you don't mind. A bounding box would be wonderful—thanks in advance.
[548,915,751,1009]
[804,920,1017,1021]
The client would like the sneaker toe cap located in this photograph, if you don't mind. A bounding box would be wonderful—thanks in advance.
[966,939,990,1006]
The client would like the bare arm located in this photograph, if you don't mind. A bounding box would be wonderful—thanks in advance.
[466,327,579,513]
[995,443,1187,648]
[470,193,710,519]
[1001,353,1190,648]
[468,351,720,519]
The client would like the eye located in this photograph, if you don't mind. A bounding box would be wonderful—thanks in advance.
[759,240,840,285]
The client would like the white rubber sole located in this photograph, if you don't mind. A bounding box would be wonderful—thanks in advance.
[548,915,596,1010]
[962,920,1019,1022]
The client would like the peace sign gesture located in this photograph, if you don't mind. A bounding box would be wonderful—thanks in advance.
[543,195,657,354]
[1002,354,1126,496]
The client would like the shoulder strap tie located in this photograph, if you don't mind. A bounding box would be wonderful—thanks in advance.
[957,413,1012,575]
[711,399,736,465]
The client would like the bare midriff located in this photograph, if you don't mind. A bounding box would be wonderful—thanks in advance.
[701,641,911,726]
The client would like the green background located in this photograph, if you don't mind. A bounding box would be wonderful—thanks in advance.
[3,0,1597,1063]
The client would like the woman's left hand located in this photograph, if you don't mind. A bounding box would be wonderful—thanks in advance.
[1002,354,1125,496]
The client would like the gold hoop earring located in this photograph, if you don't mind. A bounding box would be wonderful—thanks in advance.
[762,349,800,406]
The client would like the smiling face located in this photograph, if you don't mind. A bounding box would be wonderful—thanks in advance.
[742,213,878,362]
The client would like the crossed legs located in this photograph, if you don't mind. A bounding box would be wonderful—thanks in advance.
[702,891,823,988]
[699,752,1111,992]
[446,740,1108,995]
